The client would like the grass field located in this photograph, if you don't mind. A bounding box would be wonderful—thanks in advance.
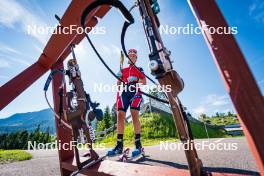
[96,113,228,147]
[97,137,178,148]
[204,116,239,126]
[0,150,32,164]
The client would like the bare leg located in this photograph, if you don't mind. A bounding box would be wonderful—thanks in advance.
[117,110,126,134]
[130,109,141,134]
[107,110,125,155]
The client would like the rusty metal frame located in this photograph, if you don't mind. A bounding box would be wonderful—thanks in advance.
[0,1,111,175]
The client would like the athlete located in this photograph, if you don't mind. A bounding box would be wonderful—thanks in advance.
[107,49,146,157]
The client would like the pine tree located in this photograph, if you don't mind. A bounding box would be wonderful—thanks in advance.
[199,114,207,122]
[104,106,112,129]
[111,103,117,124]
[17,131,27,149]
[34,124,41,144]
[43,127,51,144]
[96,120,106,137]
[22,131,30,149]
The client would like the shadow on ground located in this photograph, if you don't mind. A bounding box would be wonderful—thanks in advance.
[133,157,259,175]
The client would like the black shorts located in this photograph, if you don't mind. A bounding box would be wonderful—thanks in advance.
[117,90,143,112]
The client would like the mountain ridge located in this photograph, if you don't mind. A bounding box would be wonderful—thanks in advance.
[0,109,56,134]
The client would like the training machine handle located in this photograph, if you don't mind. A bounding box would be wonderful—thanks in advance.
[81,0,134,29]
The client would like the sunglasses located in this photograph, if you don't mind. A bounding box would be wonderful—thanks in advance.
[128,49,137,55]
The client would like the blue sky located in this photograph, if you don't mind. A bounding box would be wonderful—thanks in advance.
[0,0,263,119]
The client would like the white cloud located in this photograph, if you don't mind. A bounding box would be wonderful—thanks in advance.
[0,43,31,67]
[223,109,231,114]
[0,43,22,55]
[0,0,49,44]
[0,55,30,67]
[0,59,10,68]
[9,57,30,66]
[205,94,229,106]
[249,3,257,15]
[192,94,232,116]
[74,42,121,64]
[33,44,44,53]
[249,0,264,23]
[99,44,120,58]
[0,75,8,79]
[258,79,264,85]
[193,106,205,115]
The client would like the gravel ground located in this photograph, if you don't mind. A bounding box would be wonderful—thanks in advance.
[0,137,259,176]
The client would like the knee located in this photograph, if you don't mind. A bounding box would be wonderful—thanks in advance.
[131,110,139,120]
[130,109,139,116]
[118,111,126,120]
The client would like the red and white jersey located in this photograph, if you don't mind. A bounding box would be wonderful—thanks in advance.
[119,64,145,84]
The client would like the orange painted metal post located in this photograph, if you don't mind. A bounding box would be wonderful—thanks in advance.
[188,0,264,174]
[51,61,74,176]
